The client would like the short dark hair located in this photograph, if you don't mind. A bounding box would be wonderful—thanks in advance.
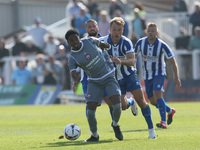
[65,29,79,40]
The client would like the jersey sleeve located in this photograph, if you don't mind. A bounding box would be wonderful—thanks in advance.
[68,55,78,72]
[88,37,100,47]
[125,39,134,54]
[162,43,174,59]
[134,39,142,55]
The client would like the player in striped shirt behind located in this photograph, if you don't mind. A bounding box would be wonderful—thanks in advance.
[134,22,181,129]
[100,17,156,139]
[82,19,138,120]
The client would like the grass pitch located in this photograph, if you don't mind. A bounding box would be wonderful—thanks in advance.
[0,102,200,150]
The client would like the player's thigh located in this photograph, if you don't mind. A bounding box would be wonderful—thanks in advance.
[87,81,104,103]
[120,94,128,110]
[104,96,112,107]
[109,94,121,105]
[87,102,98,110]
[104,76,121,98]
[131,88,147,108]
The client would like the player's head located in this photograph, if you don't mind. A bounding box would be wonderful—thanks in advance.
[109,17,125,43]
[146,22,158,41]
[65,29,81,50]
[85,19,99,37]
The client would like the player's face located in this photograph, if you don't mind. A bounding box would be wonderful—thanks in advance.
[147,26,157,41]
[67,34,81,50]
[110,22,124,44]
[86,22,98,37]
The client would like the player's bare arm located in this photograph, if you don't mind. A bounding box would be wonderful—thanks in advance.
[113,52,136,66]
[168,57,182,88]
[71,70,79,92]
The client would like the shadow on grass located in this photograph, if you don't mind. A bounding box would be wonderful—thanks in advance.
[122,129,148,133]
[41,139,114,148]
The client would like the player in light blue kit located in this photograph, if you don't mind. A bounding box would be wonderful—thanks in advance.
[100,17,156,139]
[134,22,181,128]
[66,29,123,142]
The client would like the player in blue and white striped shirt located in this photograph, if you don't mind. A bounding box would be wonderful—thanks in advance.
[100,17,156,139]
[134,22,181,128]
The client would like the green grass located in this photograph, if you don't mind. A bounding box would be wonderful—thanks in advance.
[0,102,200,150]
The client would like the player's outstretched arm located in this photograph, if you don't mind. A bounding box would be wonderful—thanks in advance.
[113,52,136,66]
[99,41,111,50]
[168,57,181,88]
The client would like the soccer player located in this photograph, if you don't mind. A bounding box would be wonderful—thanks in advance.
[65,29,123,142]
[100,17,156,139]
[134,22,182,128]
[83,19,138,120]
[82,19,113,120]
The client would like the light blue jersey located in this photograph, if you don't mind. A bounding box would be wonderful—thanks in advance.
[99,34,135,81]
[134,37,174,80]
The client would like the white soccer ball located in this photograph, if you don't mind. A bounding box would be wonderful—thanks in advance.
[64,123,81,140]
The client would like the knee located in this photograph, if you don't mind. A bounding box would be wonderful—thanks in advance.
[137,98,147,109]
[121,103,127,110]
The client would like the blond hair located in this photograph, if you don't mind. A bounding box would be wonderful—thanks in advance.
[110,17,125,27]
[147,22,158,31]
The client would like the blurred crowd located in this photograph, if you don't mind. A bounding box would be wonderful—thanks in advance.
[0,0,200,88]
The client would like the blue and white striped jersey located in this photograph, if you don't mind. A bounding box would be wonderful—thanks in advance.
[99,34,135,81]
[134,37,174,80]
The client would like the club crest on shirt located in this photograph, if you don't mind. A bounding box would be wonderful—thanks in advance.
[87,93,91,99]
[85,54,91,60]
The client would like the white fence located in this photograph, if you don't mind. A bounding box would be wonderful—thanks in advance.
[1,49,200,85]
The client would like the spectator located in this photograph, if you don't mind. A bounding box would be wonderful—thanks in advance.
[188,26,200,51]
[67,0,85,28]
[74,6,91,38]
[132,8,146,38]
[131,1,146,20]
[175,28,191,79]
[86,0,99,20]
[118,0,130,15]
[113,9,129,37]
[109,0,123,19]
[11,58,33,85]
[24,38,43,56]
[175,27,190,49]
[56,45,70,89]
[44,34,58,56]
[98,10,110,36]
[0,38,9,85]
[26,16,50,50]
[12,35,26,56]
[189,2,200,35]
[57,37,71,55]
[173,0,188,12]
[45,55,63,85]
[32,54,47,84]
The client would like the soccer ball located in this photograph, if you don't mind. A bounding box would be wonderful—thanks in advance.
[64,123,81,140]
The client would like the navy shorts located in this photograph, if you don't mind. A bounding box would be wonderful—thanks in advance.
[145,75,166,99]
[118,71,141,95]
